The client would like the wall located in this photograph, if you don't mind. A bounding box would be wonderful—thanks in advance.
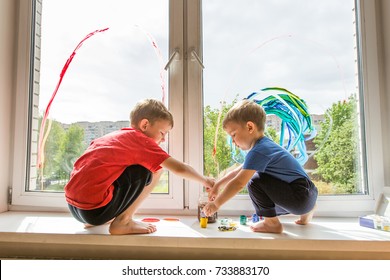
[378,0,390,186]
[0,0,17,212]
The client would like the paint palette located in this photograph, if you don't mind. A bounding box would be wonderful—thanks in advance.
[218,225,237,232]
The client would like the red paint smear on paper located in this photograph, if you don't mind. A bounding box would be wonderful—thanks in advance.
[141,218,160,223]
[37,28,109,169]
[163,217,180,222]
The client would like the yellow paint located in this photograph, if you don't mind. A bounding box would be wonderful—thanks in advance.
[200,217,208,228]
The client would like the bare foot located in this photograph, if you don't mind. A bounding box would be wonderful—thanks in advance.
[295,205,316,225]
[109,219,157,235]
[250,217,283,233]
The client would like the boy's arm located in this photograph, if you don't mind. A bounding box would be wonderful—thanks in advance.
[160,157,214,188]
[208,164,242,200]
[216,164,242,187]
[203,169,256,216]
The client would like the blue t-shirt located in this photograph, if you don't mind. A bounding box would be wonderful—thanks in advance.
[242,136,309,183]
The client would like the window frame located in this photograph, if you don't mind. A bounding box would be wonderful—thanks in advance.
[10,0,187,211]
[11,0,386,217]
[187,0,385,216]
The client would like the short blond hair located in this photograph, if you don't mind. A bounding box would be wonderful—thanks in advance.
[223,99,266,131]
[130,99,174,128]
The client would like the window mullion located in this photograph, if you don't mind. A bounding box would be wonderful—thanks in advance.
[184,0,204,211]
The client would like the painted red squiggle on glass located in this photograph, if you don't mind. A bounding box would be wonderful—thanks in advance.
[136,25,166,104]
[37,28,109,169]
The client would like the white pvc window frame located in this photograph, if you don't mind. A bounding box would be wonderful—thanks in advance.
[185,0,385,217]
[11,0,385,216]
[11,0,186,211]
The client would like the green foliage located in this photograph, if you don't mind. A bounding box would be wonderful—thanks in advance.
[203,100,281,178]
[39,119,86,190]
[42,120,65,180]
[57,124,86,180]
[265,126,279,144]
[203,101,236,177]
[313,96,359,193]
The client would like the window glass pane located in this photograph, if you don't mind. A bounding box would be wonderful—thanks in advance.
[203,0,366,196]
[29,0,169,193]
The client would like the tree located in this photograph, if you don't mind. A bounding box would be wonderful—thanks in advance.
[203,102,236,177]
[204,100,283,178]
[38,119,65,189]
[57,124,86,181]
[37,118,85,190]
[265,126,279,144]
[313,96,359,193]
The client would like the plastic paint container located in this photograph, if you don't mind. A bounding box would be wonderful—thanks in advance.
[240,215,247,225]
[200,217,208,228]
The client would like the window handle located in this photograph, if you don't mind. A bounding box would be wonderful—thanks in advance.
[164,48,181,70]
[190,48,205,69]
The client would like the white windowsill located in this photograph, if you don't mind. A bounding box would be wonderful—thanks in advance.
[0,211,389,259]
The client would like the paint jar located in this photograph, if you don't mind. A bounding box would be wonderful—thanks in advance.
[240,215,247,225]
[220,218,230,225]
[197,193,218,223]
[199,209,208,228]
[383,220,390,232]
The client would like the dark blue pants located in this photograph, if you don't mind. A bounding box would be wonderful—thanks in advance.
[68,165,152,225]
[247,172,318,217]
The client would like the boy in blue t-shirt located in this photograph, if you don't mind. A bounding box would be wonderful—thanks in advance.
[203,99,318,233]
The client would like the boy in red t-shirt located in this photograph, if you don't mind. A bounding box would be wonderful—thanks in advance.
[65,99,214,235]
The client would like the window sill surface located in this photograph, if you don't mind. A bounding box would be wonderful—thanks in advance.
[0,211,389,259]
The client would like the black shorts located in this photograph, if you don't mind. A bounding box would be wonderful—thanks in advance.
[68,165,152,225]
[247,172,318,217]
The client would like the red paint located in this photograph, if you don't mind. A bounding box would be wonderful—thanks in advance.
[37,28,109,169]
[141,218,160,223]
[163,217,180,222]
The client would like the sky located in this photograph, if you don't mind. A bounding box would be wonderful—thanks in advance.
[38,0,357,124]
[39,0,169,124]
[202,0,357,114]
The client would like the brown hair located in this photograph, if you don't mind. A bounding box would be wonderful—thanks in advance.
[130,99,174,128]
[223,99,266,131]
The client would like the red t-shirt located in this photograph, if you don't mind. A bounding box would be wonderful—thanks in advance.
[64,128,170,210]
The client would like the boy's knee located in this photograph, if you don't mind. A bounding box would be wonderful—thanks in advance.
[126,164,148,173]
[122,165,152,185]
[145,169,163,187]
[246,176,260,193]
[126,165,151,177]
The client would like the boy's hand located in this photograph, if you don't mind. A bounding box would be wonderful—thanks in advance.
[206,181,222,201]
[203,177,215,191]
[202,202,219,217]
[207,181,221,201]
